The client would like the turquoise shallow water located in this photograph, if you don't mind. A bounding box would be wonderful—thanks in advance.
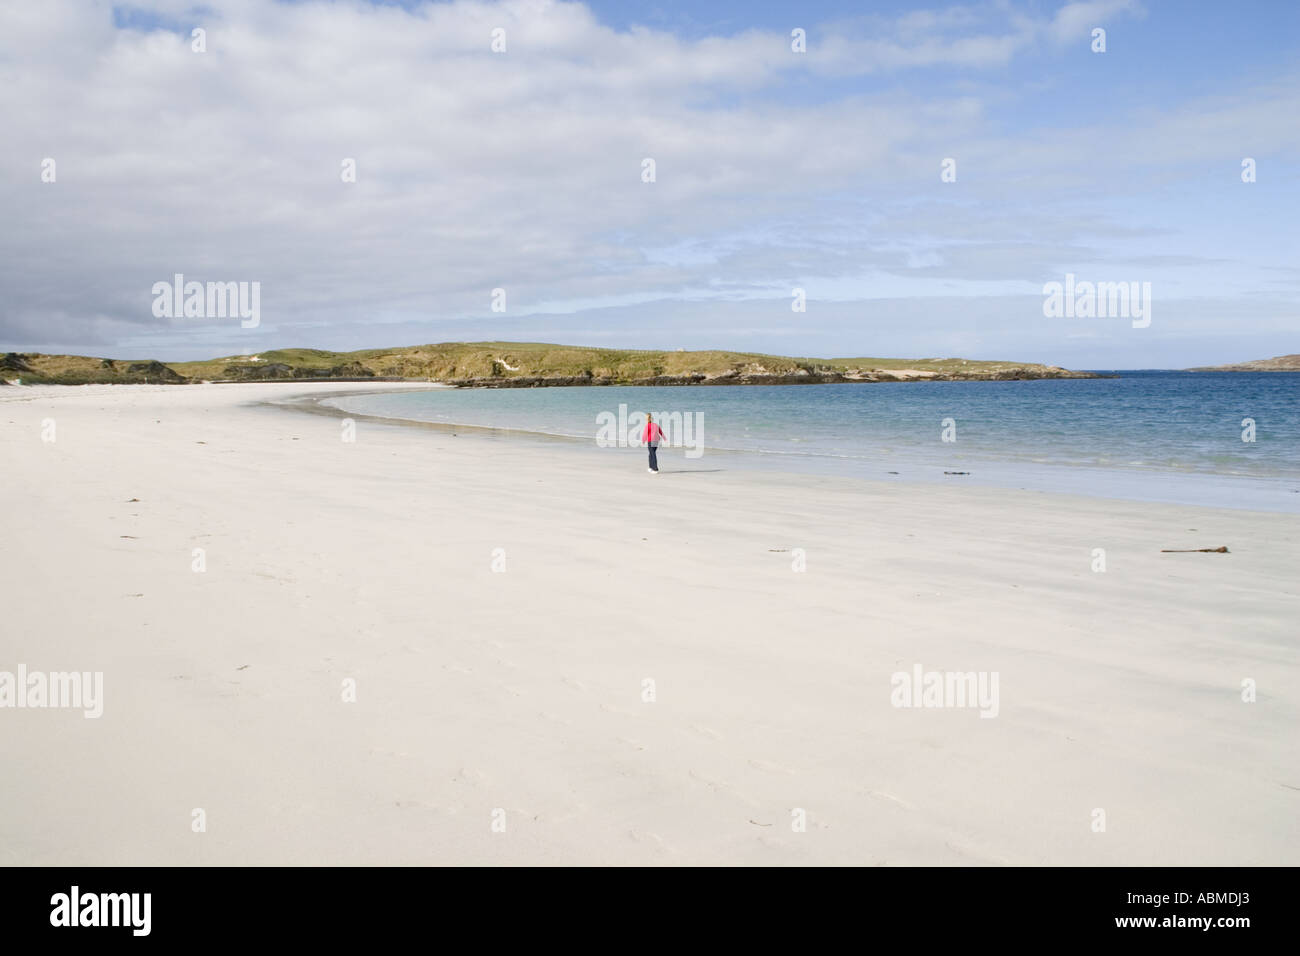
[321,371,1300,512]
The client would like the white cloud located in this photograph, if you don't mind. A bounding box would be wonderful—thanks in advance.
[0,0,1291,366]
[1047,0,1144,44]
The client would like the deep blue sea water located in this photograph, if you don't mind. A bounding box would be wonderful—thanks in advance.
[321,372,1300,511]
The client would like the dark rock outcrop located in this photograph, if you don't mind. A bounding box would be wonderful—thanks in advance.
[222,362,295,380]
[125,361,187,383]
[218,360,376,380]
[326,361,374,378]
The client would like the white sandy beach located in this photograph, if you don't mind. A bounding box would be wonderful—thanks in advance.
[1,382,1297,866]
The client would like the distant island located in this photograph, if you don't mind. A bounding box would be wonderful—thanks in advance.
[1187,354,1300,372]
[1,342,1098,387]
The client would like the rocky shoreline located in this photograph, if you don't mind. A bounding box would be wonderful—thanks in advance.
[450,365,1100,388]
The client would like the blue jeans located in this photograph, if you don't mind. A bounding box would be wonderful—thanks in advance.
[648,444,659,471]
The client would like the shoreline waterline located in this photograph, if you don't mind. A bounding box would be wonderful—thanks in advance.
[272,380,1300,515]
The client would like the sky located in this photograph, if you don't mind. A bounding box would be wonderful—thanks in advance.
[1,0,1297,368]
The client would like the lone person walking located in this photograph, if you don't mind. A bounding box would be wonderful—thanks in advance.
[644,412,664,474]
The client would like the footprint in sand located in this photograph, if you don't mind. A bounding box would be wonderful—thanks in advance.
[547,802,590,823]
[866,790,914,810]
[687,771,762,808]
[944,840,1008,865]
[747,758,796,775]
[688,769,723,791]
[627,829,667,848]
[393,799,438,811]
[453,767,488,786]
[689,724,723,740]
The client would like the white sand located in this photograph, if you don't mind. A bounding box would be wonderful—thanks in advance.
[2,382,1296,865]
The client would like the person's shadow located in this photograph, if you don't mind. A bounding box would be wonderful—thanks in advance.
[658,469,724,475]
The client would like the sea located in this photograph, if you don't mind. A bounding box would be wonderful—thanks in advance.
[320,371,1300,512]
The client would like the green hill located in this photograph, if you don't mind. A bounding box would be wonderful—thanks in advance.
[1,342,1097,386]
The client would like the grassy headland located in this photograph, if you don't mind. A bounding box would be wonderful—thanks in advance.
[1187,354,1300,372]
[1,342,1098,387]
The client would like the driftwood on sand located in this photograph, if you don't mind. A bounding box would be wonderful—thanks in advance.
[1160,546,1229,553]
